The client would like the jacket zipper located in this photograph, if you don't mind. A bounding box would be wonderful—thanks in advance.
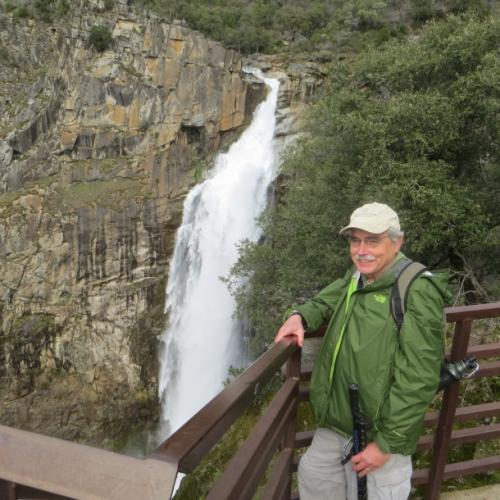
[328,275,358,383]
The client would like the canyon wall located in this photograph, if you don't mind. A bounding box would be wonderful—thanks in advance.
[0,0,324,445]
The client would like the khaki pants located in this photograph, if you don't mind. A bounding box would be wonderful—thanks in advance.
[298,428,412,500]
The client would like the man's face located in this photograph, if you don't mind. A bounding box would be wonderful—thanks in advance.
[349,228,403,281]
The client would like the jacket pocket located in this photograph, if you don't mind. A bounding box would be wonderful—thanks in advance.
[371,453,412,488]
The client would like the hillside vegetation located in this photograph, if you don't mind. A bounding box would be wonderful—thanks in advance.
[229,10,500,353]
[132,0,494,56]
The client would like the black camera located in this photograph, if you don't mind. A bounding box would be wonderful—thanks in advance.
[437,356,479,392]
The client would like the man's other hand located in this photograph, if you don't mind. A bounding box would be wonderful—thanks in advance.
[274,314,305,348]
[351,442,391,477]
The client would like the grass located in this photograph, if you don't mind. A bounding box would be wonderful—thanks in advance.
[54,176,153,210]
[0,174,153,220]
[0,174,58,206]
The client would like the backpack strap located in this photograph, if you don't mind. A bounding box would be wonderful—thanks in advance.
[390,259,428,331]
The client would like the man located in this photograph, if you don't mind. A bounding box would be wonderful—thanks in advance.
[275,202,450,500]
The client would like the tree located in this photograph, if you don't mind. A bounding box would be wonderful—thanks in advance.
[229,13,500,354]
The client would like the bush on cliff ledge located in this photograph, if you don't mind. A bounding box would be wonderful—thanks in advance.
[88,25,113,52]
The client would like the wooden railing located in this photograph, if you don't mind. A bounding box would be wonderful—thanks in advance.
[415,303,500,498]
[0,302,499,499]
[294,303,500,499]
[151,338,302,499]
[152,301,500,499]
[0,424,177,499]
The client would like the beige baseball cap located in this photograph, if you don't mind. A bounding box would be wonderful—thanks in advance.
[339,202,400,235]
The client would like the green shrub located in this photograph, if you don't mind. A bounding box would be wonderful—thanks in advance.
[13,5,31,19]
[88,25,113,52]
[32,0,69,21]
[33,0,54,21]
[410,0,437,22]
[56,0,69,16]
[4,0,16,13]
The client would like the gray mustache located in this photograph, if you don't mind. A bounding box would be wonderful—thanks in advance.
[355,255,376,262]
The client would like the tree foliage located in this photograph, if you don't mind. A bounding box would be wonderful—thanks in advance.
[2,0,70,21]
[229,13,500,354]
[10,0,70,21]
[130,0,494,56]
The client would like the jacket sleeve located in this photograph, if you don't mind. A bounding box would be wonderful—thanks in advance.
[285,274,350,332]
[373,276,445,455]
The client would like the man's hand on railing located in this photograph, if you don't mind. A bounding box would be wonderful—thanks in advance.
[274,314,305,348]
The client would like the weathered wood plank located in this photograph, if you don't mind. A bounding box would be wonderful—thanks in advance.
[0,425,177,500]
[424,401,500,427]
[445,302,500,322]
[413,455,500,485]
[417,423,500,451]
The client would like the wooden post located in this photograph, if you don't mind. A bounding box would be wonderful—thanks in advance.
[0,480,16,500]
[424,319,472,499]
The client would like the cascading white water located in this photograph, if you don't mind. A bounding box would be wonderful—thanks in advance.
[158,69,280,437]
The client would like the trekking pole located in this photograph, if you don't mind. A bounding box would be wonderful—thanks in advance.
[348,383,370,500]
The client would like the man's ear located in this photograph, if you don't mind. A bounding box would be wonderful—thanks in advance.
[395,236,404,252]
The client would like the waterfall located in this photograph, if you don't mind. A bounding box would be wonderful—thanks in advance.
[157,69,280,437]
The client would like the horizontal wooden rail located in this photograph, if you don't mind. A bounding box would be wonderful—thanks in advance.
[473,360,500,378]
[417,423,500,451]
[295,419,500,454]
[302,349,500,385]
[413,455,500,485]
[466,342,500,359]
[152,337,298,472]
[445,302,500,322]
[0,425,176,500]
[424,401,500,427]
[305,304,500,328]
[295,430,314,449]
[440,455,500,481]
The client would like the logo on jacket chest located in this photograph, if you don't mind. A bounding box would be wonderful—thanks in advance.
[373,294,388,304]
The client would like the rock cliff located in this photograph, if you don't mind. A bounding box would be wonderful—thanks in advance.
[0,1,324,446]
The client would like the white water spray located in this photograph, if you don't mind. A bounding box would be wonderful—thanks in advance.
[158,70,280,437]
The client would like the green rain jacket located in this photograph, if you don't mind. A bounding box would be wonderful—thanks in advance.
[293,253,451,455]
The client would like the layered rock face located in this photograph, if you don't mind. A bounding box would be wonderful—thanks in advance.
[0,2,324,446]
[0,1,255,445]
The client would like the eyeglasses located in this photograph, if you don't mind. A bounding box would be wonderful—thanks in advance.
[347,235,389,248]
